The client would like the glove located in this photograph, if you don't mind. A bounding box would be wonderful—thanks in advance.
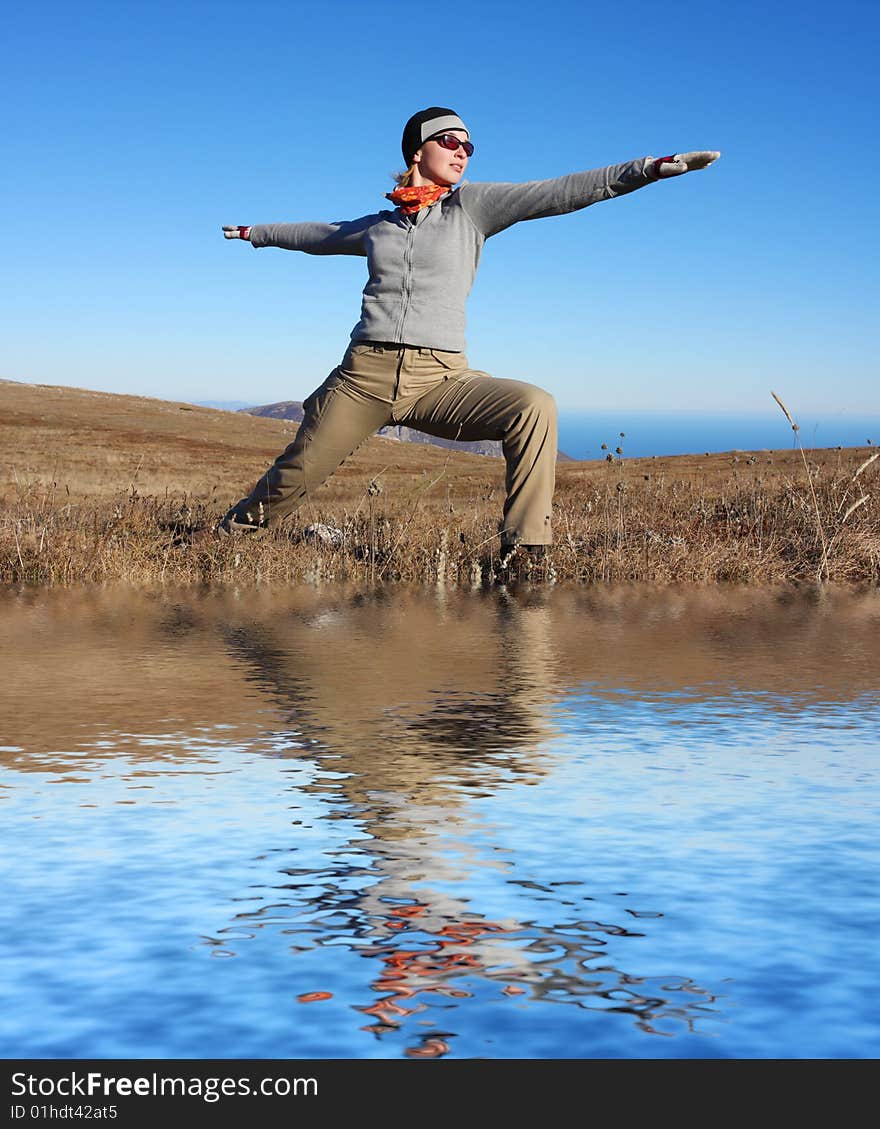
[222,225,252,240]
[648,151,720,179]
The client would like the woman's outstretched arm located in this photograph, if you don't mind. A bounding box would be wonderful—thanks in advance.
[458,152,720,238]
[221,213,379,256]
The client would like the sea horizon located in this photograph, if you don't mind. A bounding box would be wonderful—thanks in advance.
[556,408,880,460]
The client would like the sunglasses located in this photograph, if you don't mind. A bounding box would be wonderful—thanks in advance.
[428,133,475,157]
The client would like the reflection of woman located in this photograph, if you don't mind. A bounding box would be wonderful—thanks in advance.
[215,593,720,1053]
[220,106,719,557]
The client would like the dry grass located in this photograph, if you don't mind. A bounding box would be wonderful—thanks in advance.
[2,378,878,588]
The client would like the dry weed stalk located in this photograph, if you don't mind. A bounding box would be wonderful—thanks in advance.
[771,391,830,582]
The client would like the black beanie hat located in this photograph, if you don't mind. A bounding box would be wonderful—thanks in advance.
[401,107,469,166]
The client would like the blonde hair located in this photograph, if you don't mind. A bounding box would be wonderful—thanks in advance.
[392,164,416,187]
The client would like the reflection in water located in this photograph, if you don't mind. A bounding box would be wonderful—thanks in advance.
[1,585,879,1058]
[211,592,721,1055]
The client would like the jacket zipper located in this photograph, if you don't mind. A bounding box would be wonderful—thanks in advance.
[394,218,416,343]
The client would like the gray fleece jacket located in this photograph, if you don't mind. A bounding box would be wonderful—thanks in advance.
[248,157,657,352]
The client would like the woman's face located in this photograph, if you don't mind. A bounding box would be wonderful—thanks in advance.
[412,129,471,187]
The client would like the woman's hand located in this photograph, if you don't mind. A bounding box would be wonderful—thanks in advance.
[649,152,720,178]
[222,225,252,240]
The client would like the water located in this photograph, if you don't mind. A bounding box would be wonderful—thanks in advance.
[1,585,878,1059]
[557,410,880,459]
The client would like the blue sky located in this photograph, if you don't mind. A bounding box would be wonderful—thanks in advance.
[2,0,877,417]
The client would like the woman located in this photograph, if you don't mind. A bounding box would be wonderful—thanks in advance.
[220,106,719,557]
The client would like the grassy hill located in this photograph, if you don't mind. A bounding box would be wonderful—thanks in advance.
[1,377,877,587]
[0,378,504,506]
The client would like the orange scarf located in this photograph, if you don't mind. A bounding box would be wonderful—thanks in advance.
[385,184,448,215]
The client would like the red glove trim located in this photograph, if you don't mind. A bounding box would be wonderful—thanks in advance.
[239,226,251,239]
[650,155,678,179]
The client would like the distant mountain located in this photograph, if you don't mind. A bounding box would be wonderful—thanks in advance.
[377,424,503,457]
[194,399,255,411]
[241,400,573,460]
[242,400,305,422]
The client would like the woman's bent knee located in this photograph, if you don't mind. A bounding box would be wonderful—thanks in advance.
[521,385,557,424]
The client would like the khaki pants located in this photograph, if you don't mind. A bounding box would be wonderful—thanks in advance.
[232,342,557,546]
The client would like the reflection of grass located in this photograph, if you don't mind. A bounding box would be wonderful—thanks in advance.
[3,442,878,586]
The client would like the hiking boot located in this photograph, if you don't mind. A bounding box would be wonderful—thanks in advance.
[496,543,556,583]
[216,502,269,537]
[498,543,547,568]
